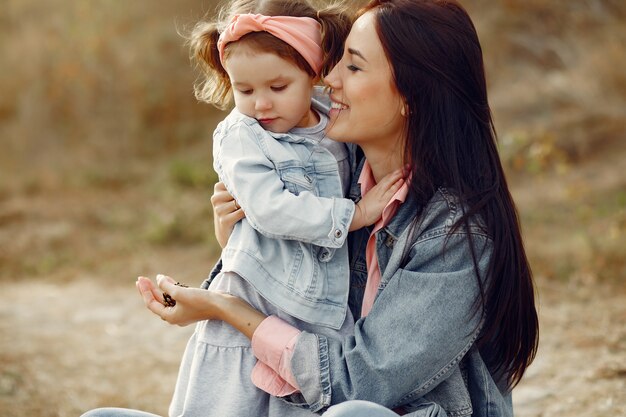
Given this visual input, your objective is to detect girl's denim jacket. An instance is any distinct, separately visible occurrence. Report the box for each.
[282,154,514,417]
[212,107,355,330]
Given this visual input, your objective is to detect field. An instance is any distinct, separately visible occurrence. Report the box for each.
[0,0,624,416]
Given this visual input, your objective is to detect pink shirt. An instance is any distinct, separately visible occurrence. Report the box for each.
[357,161,409,317]
[250,316,301,396]
[251,160,409,394]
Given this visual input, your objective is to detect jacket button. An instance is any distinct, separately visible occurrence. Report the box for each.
[334,229,342,238]
[304,174,312,183]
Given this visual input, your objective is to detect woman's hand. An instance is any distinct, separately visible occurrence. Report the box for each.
[211,182,245,248]
[136,275,223,326]
[136,275,266,339]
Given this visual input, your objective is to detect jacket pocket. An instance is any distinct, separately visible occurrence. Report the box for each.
[402,365,473,417]
[278,163,316,195]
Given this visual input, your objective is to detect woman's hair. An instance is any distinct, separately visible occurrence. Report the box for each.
[188,0,354,109]
[362,0,539,389]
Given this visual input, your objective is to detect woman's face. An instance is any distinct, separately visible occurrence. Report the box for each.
[324,11,405,149]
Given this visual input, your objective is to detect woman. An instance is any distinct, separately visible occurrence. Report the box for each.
[137,0,538,416]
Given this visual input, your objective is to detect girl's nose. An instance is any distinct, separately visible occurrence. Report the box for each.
[255,96,272,111]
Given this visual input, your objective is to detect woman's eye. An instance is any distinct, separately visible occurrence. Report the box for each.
[271,85,287,92]
[239,89,253,95]
[347,64,360,72]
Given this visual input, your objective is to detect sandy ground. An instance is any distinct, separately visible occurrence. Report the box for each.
[1,273,624,417]
[1,143,624,417]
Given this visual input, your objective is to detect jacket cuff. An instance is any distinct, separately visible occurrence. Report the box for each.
[291,332,332,412]
[329,198,355,247]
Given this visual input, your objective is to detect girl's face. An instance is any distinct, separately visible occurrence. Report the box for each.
[224,45,318,133]
[324,11,405,149]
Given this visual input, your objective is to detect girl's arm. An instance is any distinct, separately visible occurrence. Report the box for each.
[348,171,405,231]
[215,121,403,248]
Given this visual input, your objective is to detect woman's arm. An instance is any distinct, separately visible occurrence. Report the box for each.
[285,232,492,411]
[137,275,265,340]
[139,232,491,411]
[210,181,245,248]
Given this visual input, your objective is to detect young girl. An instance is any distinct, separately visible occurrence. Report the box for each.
[166,1,404,416]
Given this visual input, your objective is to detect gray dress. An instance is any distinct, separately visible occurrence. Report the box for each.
[168,272,355,417]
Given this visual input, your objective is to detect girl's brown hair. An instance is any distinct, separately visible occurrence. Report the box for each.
[188,0,354,109]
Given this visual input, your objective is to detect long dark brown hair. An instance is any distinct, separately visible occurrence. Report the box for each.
[362,0,539,389]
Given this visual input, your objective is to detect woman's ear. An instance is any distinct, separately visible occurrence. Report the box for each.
[400,103,409,117]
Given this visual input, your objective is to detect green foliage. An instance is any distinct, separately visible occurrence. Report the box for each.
[144,212,205,246]
[1,0,625,287]
[500,130,571,176]
[169,160,217,189]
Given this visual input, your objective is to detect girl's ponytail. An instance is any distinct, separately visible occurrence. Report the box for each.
[316,4,355,76]
[187,0,355,107]
[189,21,232,109]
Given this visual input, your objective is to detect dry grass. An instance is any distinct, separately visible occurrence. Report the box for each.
[1,0,625,416]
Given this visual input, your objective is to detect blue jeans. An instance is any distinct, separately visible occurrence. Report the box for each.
[322,401,400,416]
[80,404,394,417]
[322,400,447,417]
[80,409,161,417]
[81,401,445,417]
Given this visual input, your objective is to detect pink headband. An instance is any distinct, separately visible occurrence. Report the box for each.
[217,14,324,75]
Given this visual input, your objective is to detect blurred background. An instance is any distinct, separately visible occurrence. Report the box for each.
[0,0,624,416]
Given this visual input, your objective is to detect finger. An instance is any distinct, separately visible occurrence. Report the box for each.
[377,169,404,188]
[387,168,405,182]
[218,199,240,216]
[232,208,246,221]
[219,209,245,227]
[211,190,231,207]
[156,274,178,296]
[382,178,405,199]
[214,181,227,193]
[136,276,165,304]
[137,277,167,317]
[213,201,227,216]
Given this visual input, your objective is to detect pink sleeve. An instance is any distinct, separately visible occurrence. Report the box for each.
[250,315,301,395]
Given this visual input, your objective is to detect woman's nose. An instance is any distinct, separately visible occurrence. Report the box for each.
[323,64,342,91]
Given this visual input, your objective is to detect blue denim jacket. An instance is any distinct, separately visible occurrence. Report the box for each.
[284,154,514,417]
[212,107,355,329]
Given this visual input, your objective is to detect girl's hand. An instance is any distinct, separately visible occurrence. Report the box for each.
[136,275,223,326]
[349,167,405,231]
[211,182,245,248]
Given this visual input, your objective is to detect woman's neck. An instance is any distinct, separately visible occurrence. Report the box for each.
[361,142,404,183]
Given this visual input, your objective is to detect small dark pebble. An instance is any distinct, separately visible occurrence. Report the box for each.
[162,282,189,307]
